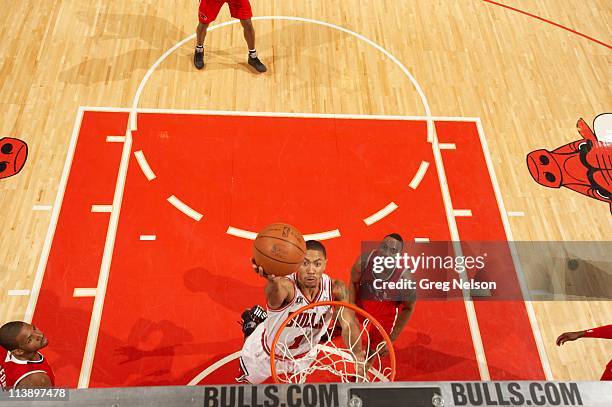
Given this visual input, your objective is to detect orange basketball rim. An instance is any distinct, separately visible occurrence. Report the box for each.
[270,300,396,383]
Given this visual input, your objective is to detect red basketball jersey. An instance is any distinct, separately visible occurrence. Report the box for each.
[356,250,406,330]
[0,351,55,390]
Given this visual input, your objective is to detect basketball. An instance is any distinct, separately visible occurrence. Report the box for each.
[253,223,306,276]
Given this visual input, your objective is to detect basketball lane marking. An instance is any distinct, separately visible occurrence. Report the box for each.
[25,107,85,323]
[474,119,552,379]
[106,136,126,143]
[91,205,113,213]
[429,127,490,380]
[139,235,156,241]
[78,112,134,388]
[187,351,242,385]
[8,289,31,296]
[134,150,156,181]
[37,109,532,388]
[453,209,473,217]
[409,161,430,190]
[227,226,341,241]
[73,288,97,298]
[226,227,258,240]
[167,195,203,222]
[304,229,342,241]
[439,143,456,150]
[35,109,528,386]
[363,202,399,226]
[128,113,455,228]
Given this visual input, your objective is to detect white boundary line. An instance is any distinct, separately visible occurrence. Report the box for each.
[24,107,85,323]
[134,150,156,181]
[363,202,398,226]
[453,209,473,217]
[409,161,430,190]
[475,118,553,380]
[414,238,430,243]
[508,211,525,217]
[78,112,134,388]
[167,195,203,222]
[32,205,52,211]
[8,290,31,296]
[187,351,242,385]
[82,105,478,122]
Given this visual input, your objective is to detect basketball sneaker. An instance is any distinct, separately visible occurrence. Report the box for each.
[194,48,204,70]
[248,56,267,73]
[239,305,267,338]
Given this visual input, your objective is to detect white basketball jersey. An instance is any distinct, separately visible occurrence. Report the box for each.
[262,273,334,358]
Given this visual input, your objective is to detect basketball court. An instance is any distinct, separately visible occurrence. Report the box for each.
[1,0,610,390]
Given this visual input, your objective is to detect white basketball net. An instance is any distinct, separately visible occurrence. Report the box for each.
[272,304,394,383]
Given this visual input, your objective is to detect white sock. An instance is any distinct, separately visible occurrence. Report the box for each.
[195,45,203,53]
[249,49,257,58]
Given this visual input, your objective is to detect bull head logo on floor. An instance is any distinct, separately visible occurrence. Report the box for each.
[0,137,28,180]
[527,114,612,213]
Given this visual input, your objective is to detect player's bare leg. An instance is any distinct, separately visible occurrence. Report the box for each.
[194,22,209,70]
[241,19,266,73]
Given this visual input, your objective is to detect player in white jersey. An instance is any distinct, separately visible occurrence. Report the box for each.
[236,240,364,384]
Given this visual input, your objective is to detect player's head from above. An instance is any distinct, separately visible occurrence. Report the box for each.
[377,233,404,257]
[0,321,48,356]
[297,240,327,289]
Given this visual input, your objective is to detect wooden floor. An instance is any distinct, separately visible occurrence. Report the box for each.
[1,0,610,381]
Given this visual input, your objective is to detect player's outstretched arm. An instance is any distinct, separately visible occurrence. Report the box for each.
[251,258,295,309]
[388,270,416,342]
[332,279,363,354]
[557,324,612,346]
[556,331,585,346]
[332,279,366,380]
[265,277,294,310]
[348,256,363,304]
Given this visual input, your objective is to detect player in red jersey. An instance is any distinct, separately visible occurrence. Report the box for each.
[557,324,612,381]
[194,0,266,72]
[0,322,55,390]
[349,234,416,360]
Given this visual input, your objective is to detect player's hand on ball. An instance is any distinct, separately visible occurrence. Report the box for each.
[251,258,275,280]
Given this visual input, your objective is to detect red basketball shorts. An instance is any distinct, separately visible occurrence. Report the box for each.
[198,0,253,24]
[357,302,399,350]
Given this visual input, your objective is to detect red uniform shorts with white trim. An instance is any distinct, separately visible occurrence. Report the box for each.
[198,0,253,24]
